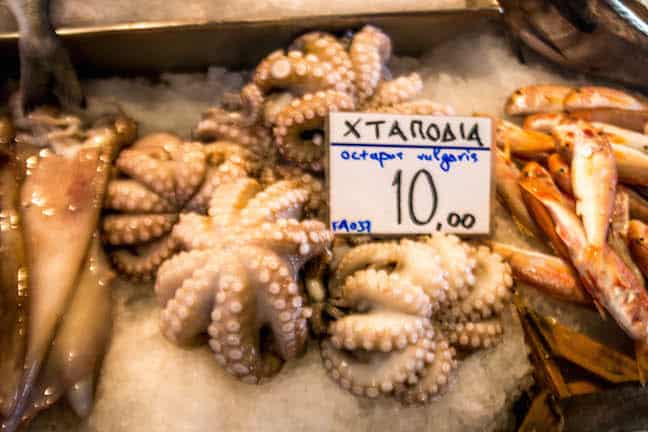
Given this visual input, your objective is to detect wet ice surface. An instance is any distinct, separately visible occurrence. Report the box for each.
[0,1,471,31]
[27,28,629,431]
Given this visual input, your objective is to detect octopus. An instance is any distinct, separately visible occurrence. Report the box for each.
[101,133,261,281]
[195,26,452,172]
[0,107,137,431]
[154,176,333,383]
[321,235,512,403]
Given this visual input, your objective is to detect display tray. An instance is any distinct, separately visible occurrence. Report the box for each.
[0,0,499,72]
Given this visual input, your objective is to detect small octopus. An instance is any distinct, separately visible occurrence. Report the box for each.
[101,132,261,280]
[154,176,333,383]
[321,235,512,403]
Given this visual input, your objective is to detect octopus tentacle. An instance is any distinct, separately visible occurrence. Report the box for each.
[320,334,435,398]
[102,214,178,245]
[110,235,179,281]
[444,246,513,322]
[423,234,477,303]
[243,219,332,262]
[239,180,310,225]
[273,90,355,171]
[329,313,428,352]
[365,73,423,109]
[334,242,401,286]
[193,108,272,155]
[261,165,327,219]
[172,213,219,251]
[160,257,222,344]
[155,249,212,306]
[115,133,184,203]
[239,83,265,125]
[253,50,347,95]
[104,180,174,213]
[350,25,392,104]
[206,178,263,228]
[442,318,504,350]
[398,333,457,404]
[339,268,432,317]
[289,32,355,89]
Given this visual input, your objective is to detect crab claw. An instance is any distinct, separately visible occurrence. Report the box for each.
[489,241,590,305]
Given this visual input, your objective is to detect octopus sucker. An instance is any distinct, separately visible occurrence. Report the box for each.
[260,165,327,220]
[444,246,512,322]
[364,73,423,109]
[442,319,504,350]
[397,334,457,405]
[103,135,258,280]
[105,180,175,213]
[422,234,477,303]
[289,32,353,77]
[110,235,179,282]
[320,335,434,398]
[0,117,27,419]
[193,108,272,157]
[273,90,355,171]
[156,176,332,382]
[102,213,178,245]
[349,25,392,104]
[155,249,212,307]
[253,50,350,96]
[329,313,428,351]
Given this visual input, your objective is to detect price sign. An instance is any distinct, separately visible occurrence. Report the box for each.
[327,112,492,235]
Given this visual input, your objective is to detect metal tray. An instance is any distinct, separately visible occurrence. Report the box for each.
[0,0,500,73]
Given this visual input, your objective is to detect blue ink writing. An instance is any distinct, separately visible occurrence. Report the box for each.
[331,219,372,233]
[417,148,478,172]
[340,149,404,168]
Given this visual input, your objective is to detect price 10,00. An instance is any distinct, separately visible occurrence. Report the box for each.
[391,169,476,230]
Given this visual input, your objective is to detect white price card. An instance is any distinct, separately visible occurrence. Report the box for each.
[327,112,493,235]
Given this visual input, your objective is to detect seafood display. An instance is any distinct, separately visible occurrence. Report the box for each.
[322,236,512,403]
[102,133,261,280]
[495,84,648,346]
[4,5,648,429]
[194,26,453,171]
[0,107,136,430]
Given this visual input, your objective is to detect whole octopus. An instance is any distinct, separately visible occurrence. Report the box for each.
[322,235,511,402]
[193,25,453,171]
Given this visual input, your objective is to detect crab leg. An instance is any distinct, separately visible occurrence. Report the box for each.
[489,242,589,304]
[494,149,540,237]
